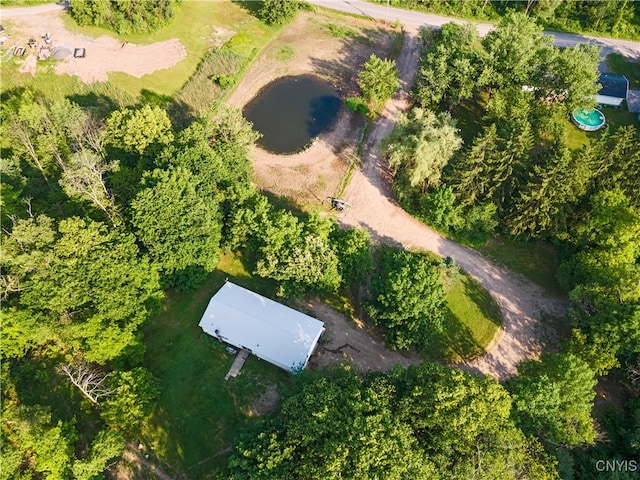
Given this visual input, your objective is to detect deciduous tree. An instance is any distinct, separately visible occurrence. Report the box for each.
[106,104,174,155]
[101,368,159,434]
[329,226,373,288]
[417,23,486,109]
[3,216,162,363]
[358,54,400,115]
[507,352,597,447]
[389,362,559,479]
[482,11,552,89]
[367,249,446,350]
[256,0,299,25]
[255,212,341,298]
[384,108,462,191]
[130,167,222,288]
[72,429,124,480]
[229,369,436,479]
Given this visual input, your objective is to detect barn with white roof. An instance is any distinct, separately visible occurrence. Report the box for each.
[198,282,325,373]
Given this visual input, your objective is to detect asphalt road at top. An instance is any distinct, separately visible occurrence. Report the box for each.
[3,0,638,59]
[308,0,640,60]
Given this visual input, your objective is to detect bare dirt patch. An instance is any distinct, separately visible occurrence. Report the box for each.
[2,9,186,83]
[247,384,280,416]
[228,11,397,206]
[112,443,178,480]
[302,297,420,372]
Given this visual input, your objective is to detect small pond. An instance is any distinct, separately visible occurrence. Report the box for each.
[243,74,342,155]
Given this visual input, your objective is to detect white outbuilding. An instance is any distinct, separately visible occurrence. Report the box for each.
[198,282,325,372]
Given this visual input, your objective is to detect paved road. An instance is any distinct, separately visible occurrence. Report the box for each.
[0,2,67,19]
[309,0,640,60]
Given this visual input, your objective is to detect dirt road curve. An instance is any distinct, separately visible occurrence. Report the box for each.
[337,29,569,381]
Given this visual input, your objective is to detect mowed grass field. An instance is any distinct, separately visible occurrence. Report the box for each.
[479,236,564,296]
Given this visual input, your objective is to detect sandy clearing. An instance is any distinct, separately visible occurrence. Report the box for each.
[1,8,186,83]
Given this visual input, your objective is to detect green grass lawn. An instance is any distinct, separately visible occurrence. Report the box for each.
[139,247,505,475]
[607,53,640,89]
[600,106,638,130]
[431,273,502,363]
[140,254,290,478]
[564,119,591,150]
[564,105,637,150]
[479,236,564,296]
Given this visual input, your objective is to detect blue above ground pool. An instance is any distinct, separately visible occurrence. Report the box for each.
[571,108,606,131]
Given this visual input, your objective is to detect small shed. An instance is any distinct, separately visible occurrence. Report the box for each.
[596,73,629,107]
[198,282,325,372]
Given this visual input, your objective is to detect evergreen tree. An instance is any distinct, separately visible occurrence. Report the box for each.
[507,137,590,237]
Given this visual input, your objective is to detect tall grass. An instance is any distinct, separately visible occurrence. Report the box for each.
[175,50,245,115]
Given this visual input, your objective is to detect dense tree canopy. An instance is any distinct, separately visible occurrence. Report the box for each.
[130,167,222,289]
[372,0,640,40]
[367,249,446,350]
[69,0,179,34]
[230,364,559,479]
[507,353,597,447]
[417,23,486,110]
[106,104,174,156]
[255,212,342,298]
[2,215,162,364]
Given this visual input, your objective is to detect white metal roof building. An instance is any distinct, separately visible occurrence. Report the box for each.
[198,282,325,372]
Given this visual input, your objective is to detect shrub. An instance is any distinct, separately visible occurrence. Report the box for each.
[345,97,370,116]
[257,0,299,26]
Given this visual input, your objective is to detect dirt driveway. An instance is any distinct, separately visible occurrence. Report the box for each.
[303,297,421,372]
[228,14,570,381]
[1,6,186,83]
[336,29,570,380]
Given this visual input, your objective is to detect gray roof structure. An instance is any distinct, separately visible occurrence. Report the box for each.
[598,73,629,99]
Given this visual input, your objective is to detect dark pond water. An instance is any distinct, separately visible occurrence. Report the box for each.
[243,74,342,155]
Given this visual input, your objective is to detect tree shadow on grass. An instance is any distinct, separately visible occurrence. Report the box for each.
[230,0,263,19]
[67,91,120,117]
[309,27,386,97]
[460,275,503,326]
[430,305,485,363]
